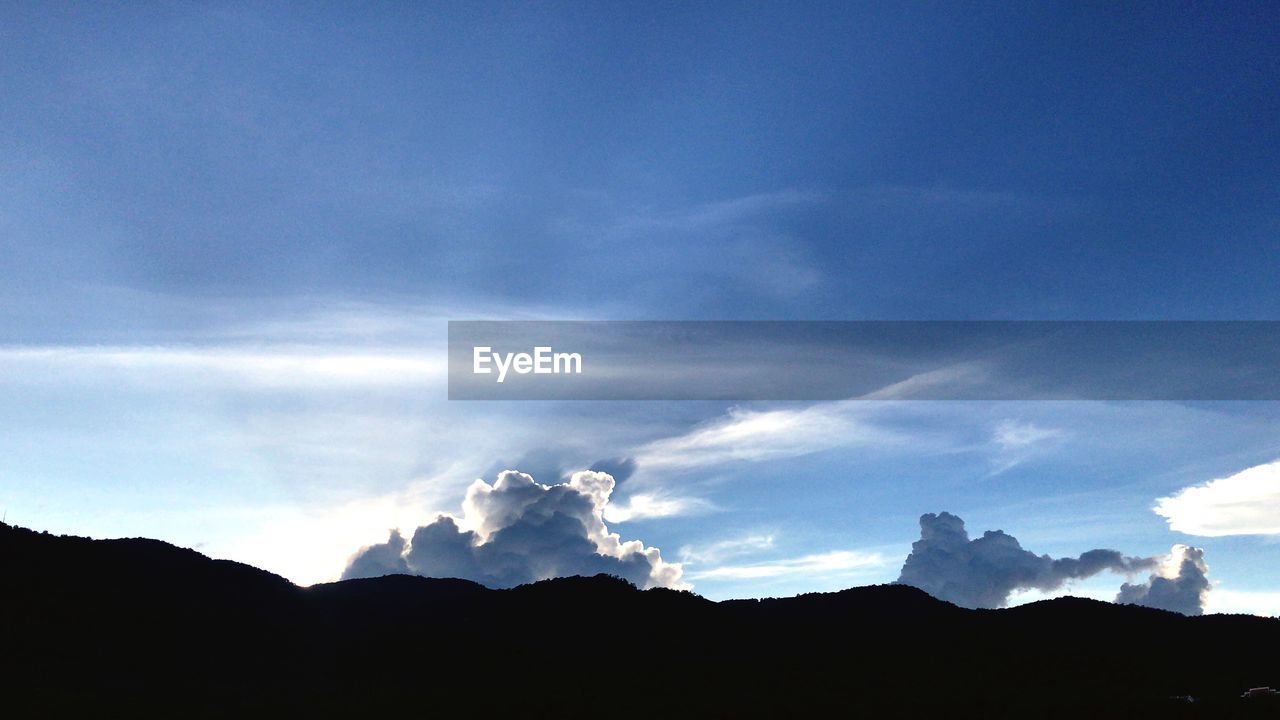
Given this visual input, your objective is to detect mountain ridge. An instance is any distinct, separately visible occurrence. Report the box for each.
[3,522,1277,717]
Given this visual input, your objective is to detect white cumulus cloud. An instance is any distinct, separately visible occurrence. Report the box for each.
[343,470,685,590]
[1154,459,1280,536]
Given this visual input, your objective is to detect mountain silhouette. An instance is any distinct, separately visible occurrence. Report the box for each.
[3,522,1277,718]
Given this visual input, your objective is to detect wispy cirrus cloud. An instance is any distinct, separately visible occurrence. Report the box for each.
[679,534,777,565]
[846,184,1082,216]
[552,189,827,301]
[633,401,900,472]
[0,345,447,389]
[687,549,886,581]
[628,363,1014,476]
[607,189,826,233]
[989,419,1066,474]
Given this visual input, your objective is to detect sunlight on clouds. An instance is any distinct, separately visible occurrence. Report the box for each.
[343,470,686,590]
[215,471,463,586]
[1154,459,1280,536]
[1006,585,1115,606]
[602,492,714,522]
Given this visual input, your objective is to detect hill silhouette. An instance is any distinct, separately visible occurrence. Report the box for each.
[2,522,1278,718]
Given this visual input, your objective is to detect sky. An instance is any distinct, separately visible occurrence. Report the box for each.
[2,2,1279,614]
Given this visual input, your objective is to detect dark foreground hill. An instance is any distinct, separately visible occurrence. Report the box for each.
[2,523,1278,718]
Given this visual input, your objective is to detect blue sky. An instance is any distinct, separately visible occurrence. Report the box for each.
[2,3,1279,612]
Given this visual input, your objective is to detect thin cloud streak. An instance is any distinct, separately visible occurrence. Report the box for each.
[633,401,900,471]
[679,534,777,565]
[0,345,447,388]
[630,364,1000,474]
[687,549,886,581]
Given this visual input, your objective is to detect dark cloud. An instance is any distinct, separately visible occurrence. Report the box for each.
[1115,544,1209,616]
[481,449,571,487]
[589,457,637,485]
[343,527,408,579]
[343,470,683,589]
[897,512,1158,609]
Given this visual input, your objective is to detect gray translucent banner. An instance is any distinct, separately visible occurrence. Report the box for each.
[447,321,1280,401]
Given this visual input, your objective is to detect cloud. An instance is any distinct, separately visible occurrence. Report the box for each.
[853,364,994,400]
[602,493,713,522]
[0,345,446,389]
[989,419,1066,474]
[1204,588,1280,617]
[343,526,410,578]
[1116,544,1209,616]
[481,448,572,488]
[1154,459,1280,536]
[896,512,1157,609]
[679,534,777,565]
[342,470,684,590]
[553,189,826,302]
[634,401,898,471]
[589,457,637,484]
[847,184,1080,215]
[626,374,1012,478]
[611,189,826,233]
[675,532,885,586]
[992,419,1062,451]
[687,549,886,581]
